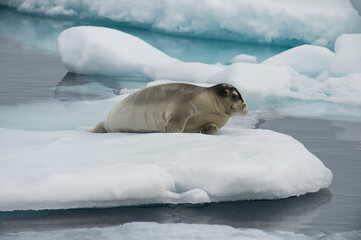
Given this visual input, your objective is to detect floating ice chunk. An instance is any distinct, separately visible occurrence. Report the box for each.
[4,0,361,46]
[0,127,332,211]
[57,26,222,81]
[57,26,177,76]
[226,54,258,65]
[328,34,361,77]
[262,45,334,77]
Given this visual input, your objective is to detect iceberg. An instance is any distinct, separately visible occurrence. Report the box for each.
[2,0,361,46]
[0,126,332,211]
[57,27,361,107]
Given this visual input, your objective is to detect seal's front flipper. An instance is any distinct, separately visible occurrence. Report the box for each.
[87,120,107,133]
[200,123,219,134]
[165,110,191,133]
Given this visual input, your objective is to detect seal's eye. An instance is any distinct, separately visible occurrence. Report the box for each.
[231,94,238,100]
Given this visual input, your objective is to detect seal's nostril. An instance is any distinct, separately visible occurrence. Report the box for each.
[243,103,247,107]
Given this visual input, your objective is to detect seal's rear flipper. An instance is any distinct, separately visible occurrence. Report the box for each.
[87,120,107,133]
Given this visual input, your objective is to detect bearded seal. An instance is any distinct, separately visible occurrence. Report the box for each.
[88,83,247,134]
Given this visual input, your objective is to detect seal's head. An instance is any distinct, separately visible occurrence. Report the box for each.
[212,83,248,116]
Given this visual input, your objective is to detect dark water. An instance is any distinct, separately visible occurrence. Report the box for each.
[0,39,66,105]
[260,117,361,234]
[0,190,331,233]
[0,8,361,236]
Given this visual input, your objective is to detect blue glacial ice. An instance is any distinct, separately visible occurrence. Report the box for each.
[1,0,361,47]
[0,6,289,63]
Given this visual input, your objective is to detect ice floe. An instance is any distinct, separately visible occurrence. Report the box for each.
[57,26,223,82]
[0,126,332,211]
[2,0,361,46]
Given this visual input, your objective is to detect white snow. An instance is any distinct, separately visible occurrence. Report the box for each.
[0,125,332,211]
[262,45,334,77]
[323,73,361,105]
[328,34,361,77]
[209,63,293,99]
[2,0,361,46]
[2,222,361,240]
[226,54,258,65]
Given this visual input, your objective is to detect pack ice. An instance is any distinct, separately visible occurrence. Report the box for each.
[58,27,361,106]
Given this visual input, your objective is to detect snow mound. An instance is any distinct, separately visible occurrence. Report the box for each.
[209,63,293,98]
[324,73,361,105]
[0,127,332,211]
[226,54,258,65]
[57,26,222,81]
[262,45,334,77]
[3,0,361,46]
[328,34,361,77]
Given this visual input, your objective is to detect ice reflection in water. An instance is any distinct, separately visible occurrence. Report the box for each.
[0,189,331,234]
[55,73,151,101]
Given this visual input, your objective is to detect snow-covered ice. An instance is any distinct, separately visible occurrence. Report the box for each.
[328,34,361,77]
[0,125,332,211]
[57,26,361,107]
[57,26,222,82]
[226,54,258,65]
[209,63,293,99]
[262,45,334,77]
[2,0,361,46]
[2,222,361,240]
[0,90,333,210]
